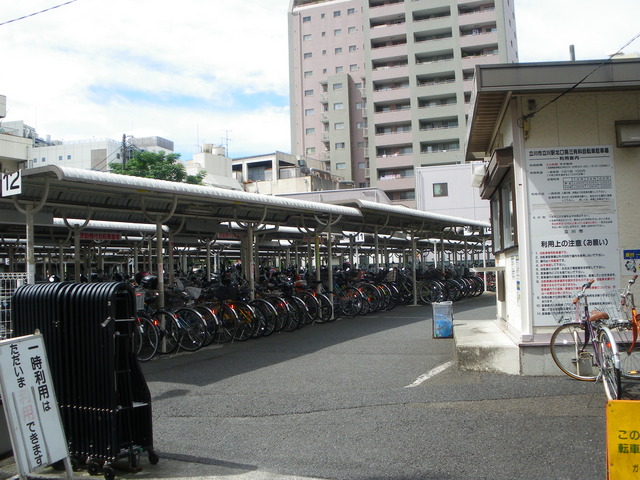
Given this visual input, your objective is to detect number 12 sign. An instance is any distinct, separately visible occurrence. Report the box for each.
[2,170,22,197]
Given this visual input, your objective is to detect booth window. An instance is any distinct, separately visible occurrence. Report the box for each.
[491,173,517,253]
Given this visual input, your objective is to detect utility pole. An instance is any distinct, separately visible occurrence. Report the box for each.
[122,134,128,167]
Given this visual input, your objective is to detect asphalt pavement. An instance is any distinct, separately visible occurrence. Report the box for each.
[1,293,613,480]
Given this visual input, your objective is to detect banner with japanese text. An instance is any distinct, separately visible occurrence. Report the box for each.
[526,146,620,326]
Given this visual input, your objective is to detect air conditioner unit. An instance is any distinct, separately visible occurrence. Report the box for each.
[471,162,486,188]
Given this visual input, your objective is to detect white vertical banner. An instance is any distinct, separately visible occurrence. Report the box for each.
[0,334,70,478]
[526,146,620,326]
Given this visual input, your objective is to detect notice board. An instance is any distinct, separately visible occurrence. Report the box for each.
[0,334,69,478]
[525,146,620,326]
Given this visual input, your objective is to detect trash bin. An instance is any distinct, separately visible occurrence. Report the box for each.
[432,301,453,338]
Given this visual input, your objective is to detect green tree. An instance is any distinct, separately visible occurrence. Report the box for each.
[109,150,206,185]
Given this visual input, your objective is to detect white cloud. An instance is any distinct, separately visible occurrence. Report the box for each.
[2,0,639,160]
[515,0,640,62]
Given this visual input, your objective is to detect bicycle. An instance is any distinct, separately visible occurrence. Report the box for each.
[549,279,622,400]
[605,275,640,379]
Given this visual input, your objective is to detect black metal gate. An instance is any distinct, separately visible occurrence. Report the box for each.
[11,281,156,479]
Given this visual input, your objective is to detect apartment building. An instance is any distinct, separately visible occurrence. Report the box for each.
[289,0,518,207]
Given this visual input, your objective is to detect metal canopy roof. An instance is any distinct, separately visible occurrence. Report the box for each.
[9,166,361,234]
[336,200,490,241]
[0,166,489,244]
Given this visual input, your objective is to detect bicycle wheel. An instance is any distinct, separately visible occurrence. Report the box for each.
[135,314,159,362]
[549,323,598,381]
[154,309,180,355]
[313,292,334,323]
[232,301,257,341]
[213,302,239,343]
[174,308,207,351]
[339,287,364,317]
[599,327,622,400]
[610,324,640,379]
[193,305,219,347]
[296,291,320,324]
[250,299,278,337]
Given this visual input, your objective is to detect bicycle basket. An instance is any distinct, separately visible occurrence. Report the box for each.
[548,304,575,325]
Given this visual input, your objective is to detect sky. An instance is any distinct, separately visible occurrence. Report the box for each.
[1,0,639,161]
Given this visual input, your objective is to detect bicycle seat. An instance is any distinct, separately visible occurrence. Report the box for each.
[589,310,609,322]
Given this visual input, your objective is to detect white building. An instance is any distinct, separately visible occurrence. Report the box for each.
[415,162,489,222]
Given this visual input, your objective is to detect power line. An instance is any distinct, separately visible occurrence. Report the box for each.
[521,31,640,123]
[0,0,80,28]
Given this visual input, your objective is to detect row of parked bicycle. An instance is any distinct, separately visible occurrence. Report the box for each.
[132,267,488,362]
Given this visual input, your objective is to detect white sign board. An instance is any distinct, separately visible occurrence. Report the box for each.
[1,170,22,197]
[526,146,620,326]
[0,334,70,478]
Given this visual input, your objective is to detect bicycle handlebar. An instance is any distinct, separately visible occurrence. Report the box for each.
[573,279,595,304]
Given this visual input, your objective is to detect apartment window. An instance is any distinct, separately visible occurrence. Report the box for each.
[304,70,312,77]
[357,142,366,149]
[304,52,312,59]
[322,31,326,37]
[334,102,344,110]
[335,122,345,130]
[332,82,343,90]
[348,26,357,34]
[58,155,62,161]
[355,102,363,109]
[355,82,363,89]
[356,122,367,128]
[306,128,316,135]
[349,45,357,52]
[323,68,328,74]
[304,89,314,96]
[303,34,311,41]
[336,162,346,169]
[322,49,327,55]
[347,8,356,15]
[358,162,366,169]
[433,183,448,197]
[335,66,343,73]
[67,155,71,160]
[335,142,345,149]
[350,64,359,71]
[306,147,316,154]
[334,29,342,36]
[42,157,46,162]
[303,16,311,22]
[335,47,343,54]
[305,108,314,116]
[333,10,341,17]
[321,13,325,19]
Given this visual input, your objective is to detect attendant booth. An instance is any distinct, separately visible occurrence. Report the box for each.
[465,59,640,374]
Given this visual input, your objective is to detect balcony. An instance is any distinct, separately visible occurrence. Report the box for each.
[416,78,457,97]
[369,1,405,17]
[371,63,410,81]
[371,43,408,61]
[461,52,499,71]
[376,175,415,192]
[371,86,410,103]
[370,21,407,40]
[458,7,497,27]
[417,125,464,143]
[373,107,412,123]
[459,30,498,48]
[375,153,414,169]
[375,130,413,146]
